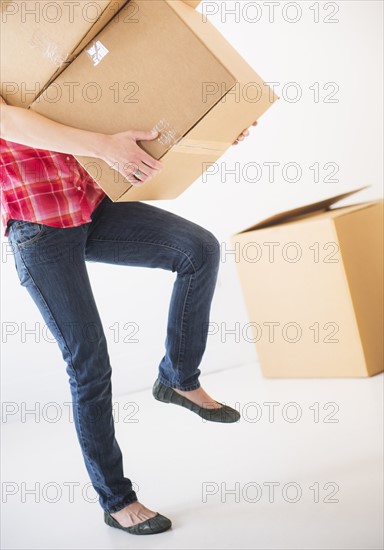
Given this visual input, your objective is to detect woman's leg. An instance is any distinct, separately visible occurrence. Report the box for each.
[84,196,221,392]
[7,217,137,514]
[7,196,221,526]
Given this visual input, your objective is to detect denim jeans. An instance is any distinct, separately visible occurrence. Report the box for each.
[7,195,220,513]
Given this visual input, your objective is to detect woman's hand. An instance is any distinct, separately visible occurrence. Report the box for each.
[233,120,258,145]
[101,130,163,186]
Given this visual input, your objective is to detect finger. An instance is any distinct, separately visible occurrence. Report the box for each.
[252,121,258,126]
[130,132,164,170]
[127,164,153,181]
[121,161,140,178]
[125,162,159,183]
[131,130,159,141]
[119,161,145,183]
[138,162,158,179]
[141,156,162,171]
[132,171,146,182]
[140,151,163,171]
[124,160,148,179]
[125,173,145,186]
[237,135,245,141]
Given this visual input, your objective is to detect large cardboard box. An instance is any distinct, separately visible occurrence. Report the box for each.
[0,0,129,107]
[232,187,384,378]
[30,0,278,201]
[183,0,201,6]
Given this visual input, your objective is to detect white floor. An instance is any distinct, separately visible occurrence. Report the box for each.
[1,362,383,550]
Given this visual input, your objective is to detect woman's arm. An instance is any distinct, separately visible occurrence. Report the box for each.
[0,95,162,184]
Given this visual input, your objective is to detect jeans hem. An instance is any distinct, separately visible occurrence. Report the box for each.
[106,494,138,514]
[157,375,201,392]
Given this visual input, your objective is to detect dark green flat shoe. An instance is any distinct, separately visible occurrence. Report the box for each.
[104,510,172,535]
[152,379,240,423]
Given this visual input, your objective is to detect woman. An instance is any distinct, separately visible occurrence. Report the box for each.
[0,94,254,535]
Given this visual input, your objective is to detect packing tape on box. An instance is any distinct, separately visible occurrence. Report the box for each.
[171,139,229,155]
[29,30,68,67]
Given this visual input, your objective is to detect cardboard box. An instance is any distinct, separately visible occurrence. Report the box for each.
[31,0,278,201]
[0,0,130,107]
[232,187,384,378]
[0,0,202,108]
[183,0,201,6]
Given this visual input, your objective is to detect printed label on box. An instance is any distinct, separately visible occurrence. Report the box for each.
[86,40,109,67]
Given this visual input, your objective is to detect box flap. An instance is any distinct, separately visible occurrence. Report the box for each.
[70,1,129,60]
[237,186,371,233]
[0,0,122,107]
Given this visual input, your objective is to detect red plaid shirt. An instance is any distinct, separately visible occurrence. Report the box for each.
[0,138,106,237]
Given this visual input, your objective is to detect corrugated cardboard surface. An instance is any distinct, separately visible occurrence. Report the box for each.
[334,202,384,375]
[70,0,127,59]
[0,0,128,107]
[31,0,277,201]
[183,0,201,7]
[232,191,384,378]
[32,0,236,158]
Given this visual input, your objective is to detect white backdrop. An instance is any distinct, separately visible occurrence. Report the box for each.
[1,0,383,409]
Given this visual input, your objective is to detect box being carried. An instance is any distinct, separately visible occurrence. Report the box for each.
[30,0,278,201]
[232,187,384,378]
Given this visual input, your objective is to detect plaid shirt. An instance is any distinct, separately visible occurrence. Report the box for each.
[0,137,106,237]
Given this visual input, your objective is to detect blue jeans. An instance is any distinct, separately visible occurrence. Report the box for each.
[7,196,220,513]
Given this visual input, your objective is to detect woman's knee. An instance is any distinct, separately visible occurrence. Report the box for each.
[200,229,221,269]
[179,227,220,274]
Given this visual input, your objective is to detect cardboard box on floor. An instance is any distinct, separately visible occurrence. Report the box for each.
[0,0,200,108]
[30,0,278,202]
[232,187,384,378]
